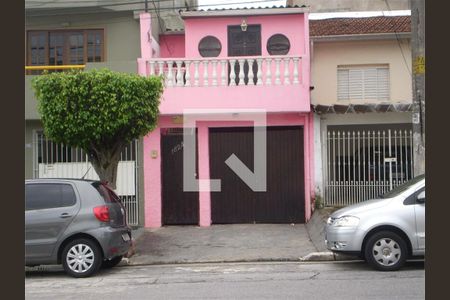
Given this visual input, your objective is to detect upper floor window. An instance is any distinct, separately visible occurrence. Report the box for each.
[267,34,290,55]
[27,29,104,70]
[198,36,221,57]
[337,65,390,101]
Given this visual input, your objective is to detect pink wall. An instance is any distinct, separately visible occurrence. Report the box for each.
[197,125,211,226]
[159,34,186,58]
[143,127,162,227]
[139,12,311,116]
[184,14,306,58]
[159,85,309,115]
[143,113,314,227]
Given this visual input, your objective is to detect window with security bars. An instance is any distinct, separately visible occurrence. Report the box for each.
[337,65,390,101]
[26,29,104,74]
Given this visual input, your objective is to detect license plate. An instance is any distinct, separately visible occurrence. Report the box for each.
[122,233,130,241]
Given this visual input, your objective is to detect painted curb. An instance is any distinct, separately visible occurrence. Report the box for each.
[299,251,360,262]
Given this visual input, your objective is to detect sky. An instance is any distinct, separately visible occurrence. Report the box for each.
[197,0,411,19]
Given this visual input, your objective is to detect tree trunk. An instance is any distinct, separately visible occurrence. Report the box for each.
[89,145,123,190]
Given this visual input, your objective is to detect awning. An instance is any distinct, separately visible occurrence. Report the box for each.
[311,103,413,114]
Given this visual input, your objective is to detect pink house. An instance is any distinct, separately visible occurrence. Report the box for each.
[137,6,314,227]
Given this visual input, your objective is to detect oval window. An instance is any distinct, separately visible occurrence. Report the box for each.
[267,34,290,55]
[198,36,222,57]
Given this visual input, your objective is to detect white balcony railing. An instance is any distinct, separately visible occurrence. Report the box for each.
[146,55,304,87]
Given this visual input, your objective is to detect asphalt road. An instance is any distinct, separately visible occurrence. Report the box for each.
[25,261,424,300]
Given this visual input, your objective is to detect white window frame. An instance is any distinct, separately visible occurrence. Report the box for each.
[337,65,390,101]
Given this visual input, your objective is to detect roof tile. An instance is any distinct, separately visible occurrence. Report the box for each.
[310,16,411,36]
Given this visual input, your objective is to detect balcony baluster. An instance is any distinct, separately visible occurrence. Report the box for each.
[256,58,263,86]
[284,57,290,85]
[229,60,237,86]
[274,58,281,86]
[293,57,300,84]
[176,60,184,87]
[166,61,174,87]
[194,61,200,87]
[211,60,218,86]
[149,61,155,75]
[185,61,191,87]
[203,60,209,87]
[238,59,245,86]
[247,58,255,86]
[265,58,272,86]
[220,60,227,86]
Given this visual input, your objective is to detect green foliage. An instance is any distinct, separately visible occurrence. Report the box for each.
[32,69,163,150]
[314,195,324,209]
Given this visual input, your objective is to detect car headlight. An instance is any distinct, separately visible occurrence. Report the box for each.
[331,216,360,227]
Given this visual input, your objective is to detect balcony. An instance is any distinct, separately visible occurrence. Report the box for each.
[25,64,86,74]
[141,55,310,115]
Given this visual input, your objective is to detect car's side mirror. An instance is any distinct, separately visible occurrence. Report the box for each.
[416,191,425,204]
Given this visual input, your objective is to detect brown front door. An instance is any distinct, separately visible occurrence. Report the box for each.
[228,25,261,85]
[209,126,305,224]
[161,129,199,225]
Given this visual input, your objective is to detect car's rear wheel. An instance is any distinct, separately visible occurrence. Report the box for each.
[62,238,102,278]
[364,231,407,271]
[102,255,123,269]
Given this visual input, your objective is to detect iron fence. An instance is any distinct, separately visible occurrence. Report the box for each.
[32,131,140,226]
[324,129,414,206]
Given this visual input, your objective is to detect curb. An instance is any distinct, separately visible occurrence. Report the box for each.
[26,253,362,271]
[119,252,361,267]
[121,257,303,267]
[299,251,360,262]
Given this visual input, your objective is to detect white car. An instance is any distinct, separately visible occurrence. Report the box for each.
[325,175,425,271]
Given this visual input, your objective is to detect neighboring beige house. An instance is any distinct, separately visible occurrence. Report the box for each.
[24,0,198,227]
[309,16,414,206]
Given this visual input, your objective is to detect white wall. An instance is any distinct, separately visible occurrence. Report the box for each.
[313,114,324,199]
[38,161,136,196]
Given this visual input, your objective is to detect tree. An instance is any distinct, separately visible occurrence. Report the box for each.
[32,69,164,189]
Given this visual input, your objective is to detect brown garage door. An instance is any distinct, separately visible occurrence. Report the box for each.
[209,126,305,224]
[161,129,199,225]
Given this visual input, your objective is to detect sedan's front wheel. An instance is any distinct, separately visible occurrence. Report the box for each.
[364,231,407,271]
[62,238,103,278]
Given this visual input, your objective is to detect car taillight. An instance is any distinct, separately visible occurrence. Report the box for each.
[93,205,110,222]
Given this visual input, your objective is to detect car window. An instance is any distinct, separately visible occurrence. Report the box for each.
[417,190,425,201]
[382,174,425,199]
[404,187,425,205]
[92,183,122,205]
[25,183,77,210]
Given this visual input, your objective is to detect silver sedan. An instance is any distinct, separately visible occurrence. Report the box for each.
[325,174,425,271]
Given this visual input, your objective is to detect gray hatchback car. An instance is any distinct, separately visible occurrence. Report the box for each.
[326,174,425,271]
[25,179,132,277]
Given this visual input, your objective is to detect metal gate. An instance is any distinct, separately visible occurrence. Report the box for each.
[324,128,414,206]
[32,131,140,226]
[161,128,199,225]
[210,126,305,224]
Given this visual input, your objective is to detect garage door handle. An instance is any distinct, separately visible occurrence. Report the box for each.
[60,213,72,218]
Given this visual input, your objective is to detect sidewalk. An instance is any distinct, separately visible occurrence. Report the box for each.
[126,210,359,266]
[128,224,317,265]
